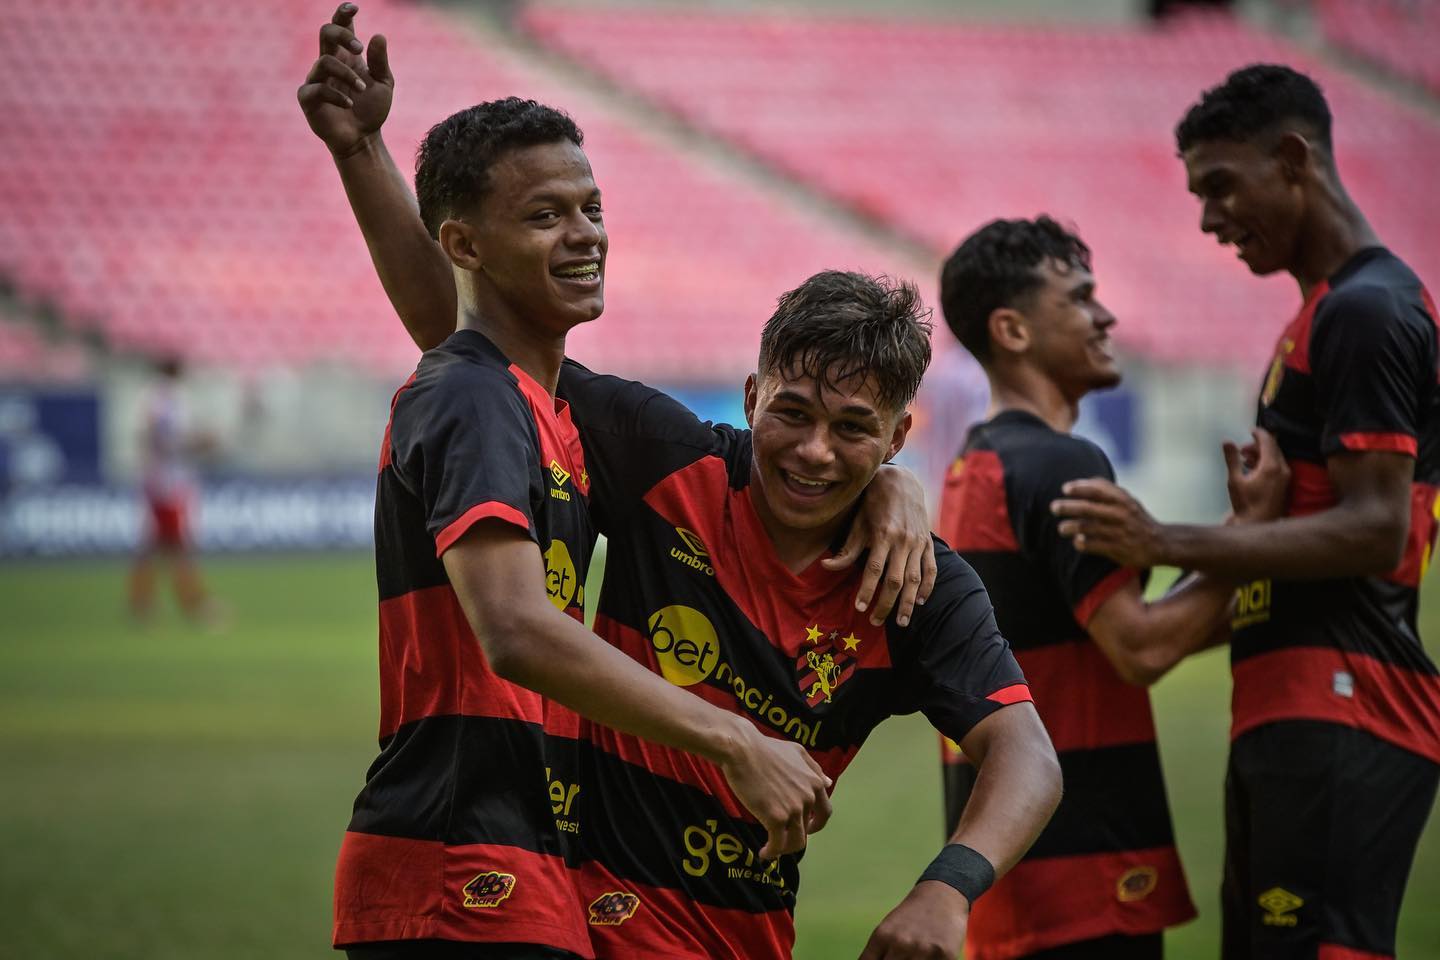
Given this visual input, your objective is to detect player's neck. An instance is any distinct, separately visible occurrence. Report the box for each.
[987,369,1079,434]
[1290,187,1380,299]
[745,470,843,574]
[458,305,567,396]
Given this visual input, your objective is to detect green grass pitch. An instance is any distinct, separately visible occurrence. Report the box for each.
[1,552,1436,958]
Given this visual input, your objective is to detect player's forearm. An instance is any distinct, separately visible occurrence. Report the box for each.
[1155,505,1405,581]
[490,603,752,767]
[333,135,457,350]
[951,713,1061,877]
[1123,574,1233,683]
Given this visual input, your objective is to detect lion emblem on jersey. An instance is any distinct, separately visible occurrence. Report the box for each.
[588,891,641,926]
[795,625,859,709]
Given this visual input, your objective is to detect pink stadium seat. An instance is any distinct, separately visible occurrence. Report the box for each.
[523,5,1440,366]
[0,0,916,380]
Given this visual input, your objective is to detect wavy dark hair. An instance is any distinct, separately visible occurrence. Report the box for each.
[414,97,584,239]
[1175,64,1332,153]
[939,216,1091,365]
[758,271,932,413]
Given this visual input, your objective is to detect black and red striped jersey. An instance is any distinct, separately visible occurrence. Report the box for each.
[1236,246,1440,763]
[334,330,595,956]
[557,361,1030,960]
[936,410,1195,960]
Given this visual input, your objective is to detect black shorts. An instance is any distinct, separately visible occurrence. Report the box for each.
[344,942,582,960]
[1020,932,1162,959]
[1222,720,1438,960]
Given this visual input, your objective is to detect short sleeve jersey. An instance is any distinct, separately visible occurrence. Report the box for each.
[1238,247,1440,764]
[333,330,595,955]
[556,361,1029,960]
[935,411,1195,960]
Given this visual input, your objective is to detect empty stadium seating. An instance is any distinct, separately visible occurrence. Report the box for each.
[1318,0,1440,96]
[523,4,1440,366]
[0,0,918,381]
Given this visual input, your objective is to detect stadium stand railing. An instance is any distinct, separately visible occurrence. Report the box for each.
[522,4,1440,367]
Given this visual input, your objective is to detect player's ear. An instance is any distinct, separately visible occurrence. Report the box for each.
[439,218,484,271]
[743,373,759,427]
[1274,131,1312,184]
[988,307,1030,357]
[884,410,913,462]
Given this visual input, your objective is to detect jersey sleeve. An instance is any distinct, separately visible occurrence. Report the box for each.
[390,367,542,556]
[1016,436,1138,627]
[1311,285,1433,458]
[558,360,746,531]
[895,545,1032,745]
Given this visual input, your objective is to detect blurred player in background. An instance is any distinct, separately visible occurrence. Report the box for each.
[1054,64,1440,960]
[935,216,1289,960]
[301,10,1065,959]
[127,356,220,625]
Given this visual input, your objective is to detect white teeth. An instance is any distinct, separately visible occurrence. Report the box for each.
[788,473,828,488]
[555,263,599,279]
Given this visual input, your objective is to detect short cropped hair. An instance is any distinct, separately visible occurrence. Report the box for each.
[758,271,933,413]
[414,97,584,239]
[1175,64,1332,153]
[939,216,1091,365]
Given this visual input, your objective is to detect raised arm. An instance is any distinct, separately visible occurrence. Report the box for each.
[297,4,457,349]
[858,703,1060,960]
[445,520,832,859]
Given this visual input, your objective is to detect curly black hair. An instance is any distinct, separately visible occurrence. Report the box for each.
[939,216,1091,365]
[758,271,933,413]
[1175,64,1332,153]
[414,97,584,239]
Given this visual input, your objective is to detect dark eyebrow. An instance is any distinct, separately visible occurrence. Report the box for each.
[524,186,602,206]
[1069,280,1096,299]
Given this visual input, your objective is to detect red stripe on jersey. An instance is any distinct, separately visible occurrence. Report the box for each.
[377,585,547,739]
[1231,647,1440,764]
[576,864,793,960]
[1276,280,1330,376]
[1017,642,1157,754]
[1286,460,1338,517]
[937,450,1020,552]
[333,831,591,956]
[1337,432,1418,456]
[987,683,1033,706]
[1318,945,1392,960]
[435,501,530,556]
[965,846,1194,960]
[378,373,419,473]
[1073,567,1140,627]
[1388,482,1440,588]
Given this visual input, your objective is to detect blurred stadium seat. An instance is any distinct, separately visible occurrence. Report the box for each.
[522,4,1440,366]
[1317,0,1440,96]
[0,0,917,382]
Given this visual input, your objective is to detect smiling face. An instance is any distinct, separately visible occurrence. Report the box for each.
[1183,136,1305,277]
[451,139,607,336]
[1012,258,1120,398]
[743,362,912,543]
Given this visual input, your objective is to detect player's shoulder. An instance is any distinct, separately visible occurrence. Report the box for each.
[977,412,1112,494]
[396,332,530,428]
[1317,249,1431,335]
[917,537,992,615]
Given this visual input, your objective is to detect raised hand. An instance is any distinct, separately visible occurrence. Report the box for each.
[296,3,394,158]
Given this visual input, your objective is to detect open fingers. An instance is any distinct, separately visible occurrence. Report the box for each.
[306,54,367,91]
[867,543,911,626]
[1057,477,1122,502]
[884,541,925,628]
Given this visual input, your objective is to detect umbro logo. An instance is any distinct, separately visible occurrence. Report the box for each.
[550,460,571,487]
[670,527,714,576]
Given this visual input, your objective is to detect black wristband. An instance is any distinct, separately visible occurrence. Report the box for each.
[917,843,995,905]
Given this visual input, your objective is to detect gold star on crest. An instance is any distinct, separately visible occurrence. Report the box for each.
[841,632,861,651]
[805,624,823,645]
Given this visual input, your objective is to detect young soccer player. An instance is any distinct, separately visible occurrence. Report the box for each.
[934,216,1290,960]
[304,58,838,960]
[300,13,1065,959]
[1054,65,1440,960]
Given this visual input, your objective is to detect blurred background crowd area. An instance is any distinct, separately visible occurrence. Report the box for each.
[2,0,1437,555]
